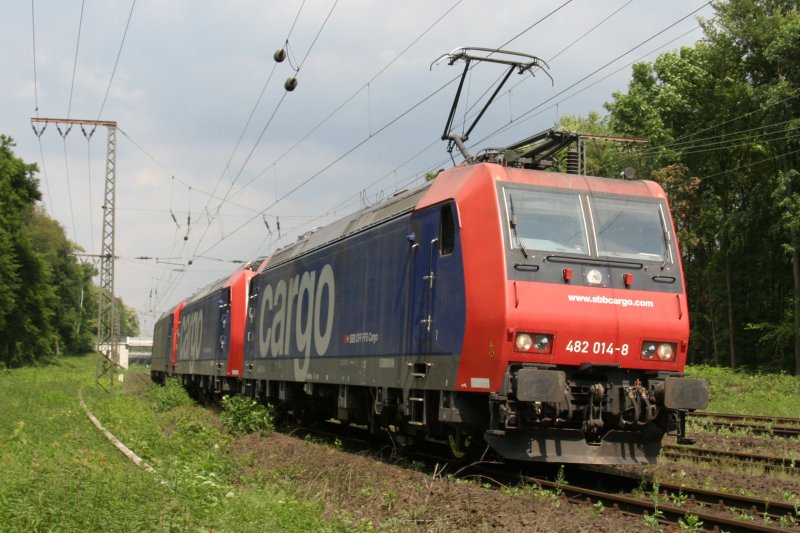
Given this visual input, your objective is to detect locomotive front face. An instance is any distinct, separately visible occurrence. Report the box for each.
[499,182,687,371]
[476,174,707,464]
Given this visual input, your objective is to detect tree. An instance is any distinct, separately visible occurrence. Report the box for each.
[0,135,138,367]
[605,0,800,374]
[0,135,58,366]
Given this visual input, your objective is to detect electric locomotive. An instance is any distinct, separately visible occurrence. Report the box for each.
[152,47,707,464]
[231,159,706,464]
[151,263,260,391]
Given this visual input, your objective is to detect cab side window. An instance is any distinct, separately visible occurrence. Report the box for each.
[440,203,455,255]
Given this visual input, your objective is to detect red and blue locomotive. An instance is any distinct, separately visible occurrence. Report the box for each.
[152,156,707,464]
[152,48,706,464]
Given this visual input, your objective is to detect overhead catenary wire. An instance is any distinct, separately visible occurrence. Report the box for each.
[131,2,712,318]
[204,0,308,211]
[66,0,85,120]
[30,0,54,215]
[116,128,263,215]
[188,0,340,264]
[264,0,659,245]
[228,0,465,205]
[201,0,630,257]
[59,128,79,241]
[96,0,137,120]
[135,0,467,303]
[246,0,637,256]
[470,2,713,153]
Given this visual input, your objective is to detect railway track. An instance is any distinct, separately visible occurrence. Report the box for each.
[518,472,799,533]
[662,443,799,475]
[689,412,800,438]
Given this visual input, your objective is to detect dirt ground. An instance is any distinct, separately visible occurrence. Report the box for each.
[229,428,800,532]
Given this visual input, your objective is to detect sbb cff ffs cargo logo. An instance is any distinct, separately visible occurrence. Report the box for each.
[257,264,335,380]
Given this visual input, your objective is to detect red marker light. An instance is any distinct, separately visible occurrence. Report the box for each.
[623,273,633,287]
[562,268,573,281]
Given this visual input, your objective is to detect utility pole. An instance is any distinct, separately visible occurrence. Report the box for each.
[32,117,119,391]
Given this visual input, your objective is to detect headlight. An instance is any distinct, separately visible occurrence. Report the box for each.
[533,334,551,353]
[657,343,674,361]
[515,333,532,351]
[641,341,676,362]
[515,333,553,354]
[586,268,603,285]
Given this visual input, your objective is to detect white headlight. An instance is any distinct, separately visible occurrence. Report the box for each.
[515,333,533,351]
[657,343,674,361]
[586,269,603,285]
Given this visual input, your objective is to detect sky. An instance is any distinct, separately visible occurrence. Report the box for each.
[1,0,714,335]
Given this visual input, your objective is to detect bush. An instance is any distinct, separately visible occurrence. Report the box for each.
[149,378,194,412]
[220,395,274,435]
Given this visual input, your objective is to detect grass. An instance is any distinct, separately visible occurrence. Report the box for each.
[685,364,800,417]
[0,355,347,532]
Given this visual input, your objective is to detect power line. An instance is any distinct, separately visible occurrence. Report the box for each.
[67,0,85,119]
[30,0,53,215]
[189,0,341,263]
[473,2,712,151]
[31,0,40,116]
[116,127,262,214]
[60,133,79,240]
[97,0,137,120]
[198,73,456,257]
[636,89,800,156]
[197,2,578,257]
[205,0,308,214]
[233,0,465,202]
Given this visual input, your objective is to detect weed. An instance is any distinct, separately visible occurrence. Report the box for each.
[592,500,605,515]
[381,490,398,512]
[149,377,194,412]
[649,481,666,506]
[220,395,274,435]
[643,508,664,531]
[554,464,567,496]
[669,490,688,506]
[678,513,703,532]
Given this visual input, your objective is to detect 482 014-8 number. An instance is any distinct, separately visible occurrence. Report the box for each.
[565,340,629,356]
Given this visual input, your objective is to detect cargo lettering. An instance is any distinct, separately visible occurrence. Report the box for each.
[257,264,335,373]
[178,309,204,360]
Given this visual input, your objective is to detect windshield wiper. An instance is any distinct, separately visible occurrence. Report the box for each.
[658,208,672,269]
[508,195,529,259]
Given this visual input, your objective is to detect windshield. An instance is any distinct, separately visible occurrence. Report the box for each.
[506,189,589,255]
[504,187,670,262]
[591,197,667,261]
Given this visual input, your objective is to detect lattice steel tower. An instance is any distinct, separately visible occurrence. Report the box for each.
[31,118,119,391]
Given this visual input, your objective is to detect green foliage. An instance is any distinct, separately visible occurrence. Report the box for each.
[220,394,274,435]
[0,356,348,532]
[0,136,136,366]
[148,377,194,412]
[686,364,800,416]
[592,500,605,515]
[679,513,704,532]
[605,0,800,374]
[643,508,664,531]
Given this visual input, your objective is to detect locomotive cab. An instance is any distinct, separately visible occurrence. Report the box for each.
[466,167,708,463]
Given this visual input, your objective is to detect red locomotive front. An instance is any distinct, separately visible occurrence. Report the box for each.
[424,163,708,463]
